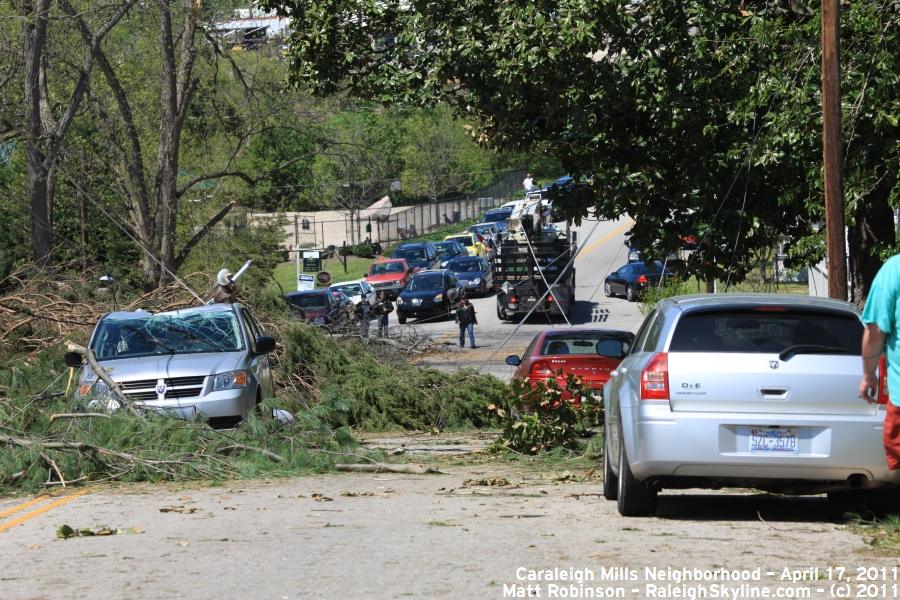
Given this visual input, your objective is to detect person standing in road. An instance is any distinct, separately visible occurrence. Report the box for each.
[356,293,372,340]
[455,296,477,349]
[375,291,393,337]
[859,255,900,469]
[523,173,535,193]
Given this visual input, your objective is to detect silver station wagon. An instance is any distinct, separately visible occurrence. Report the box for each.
[603,294,897,516]
[68,303,276,429]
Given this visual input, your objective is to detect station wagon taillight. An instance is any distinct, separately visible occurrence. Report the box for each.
[878,356,891,405]
[530,360,554,380]
[636,275,649,284]
[640,352,669,401]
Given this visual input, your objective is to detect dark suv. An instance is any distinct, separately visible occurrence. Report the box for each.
[391,242,440,272]
[396,270,463,324]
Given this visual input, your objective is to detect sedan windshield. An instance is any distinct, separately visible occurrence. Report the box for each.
[91,311,243,360]
[448,259,483,273]
[407,276,443,291]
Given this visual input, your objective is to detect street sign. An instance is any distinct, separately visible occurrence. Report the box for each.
[297,274,315,291]
[303,251,321,272]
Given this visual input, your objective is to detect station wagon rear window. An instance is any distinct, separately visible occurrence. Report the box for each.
[668,309,862,355]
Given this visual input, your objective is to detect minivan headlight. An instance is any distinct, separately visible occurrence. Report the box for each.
[213,371,248,391]
[433,293,444,302]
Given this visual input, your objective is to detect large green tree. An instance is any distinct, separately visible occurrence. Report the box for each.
[265,0,899,297]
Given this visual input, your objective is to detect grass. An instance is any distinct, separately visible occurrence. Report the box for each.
[848,513,900,555]
[272,255,373,292]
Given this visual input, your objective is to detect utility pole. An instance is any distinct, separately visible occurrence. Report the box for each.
[822,0,847,300]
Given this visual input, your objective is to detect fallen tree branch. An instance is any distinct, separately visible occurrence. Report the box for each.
[336,463,445,475]
[50,413,111,422]
[64,343,133,410]
[220,443,284,463]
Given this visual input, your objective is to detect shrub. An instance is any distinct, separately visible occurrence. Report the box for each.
[278,324,506,430]
[488,373,601,454]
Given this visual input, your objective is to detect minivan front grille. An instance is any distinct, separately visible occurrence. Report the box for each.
[115,376,206,401]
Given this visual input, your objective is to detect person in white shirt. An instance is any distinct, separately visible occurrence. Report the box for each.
[523,173,535,192]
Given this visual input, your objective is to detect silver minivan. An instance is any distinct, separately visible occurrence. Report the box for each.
[603,294,899,516]
[67,303,276,429]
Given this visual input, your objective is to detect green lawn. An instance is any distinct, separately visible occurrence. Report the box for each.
[272,255,373,292]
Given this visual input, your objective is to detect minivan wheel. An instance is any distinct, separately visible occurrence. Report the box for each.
[625,285,636,302]
[602,425,618,500]
[617,438,657,516]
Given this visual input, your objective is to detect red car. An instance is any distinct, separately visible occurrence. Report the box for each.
[364,258,414,299]
[506,328,636,391]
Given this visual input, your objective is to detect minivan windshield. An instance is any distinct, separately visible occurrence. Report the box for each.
[91,311,244,360]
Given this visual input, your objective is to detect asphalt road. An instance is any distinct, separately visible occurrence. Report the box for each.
[399,217,646,380]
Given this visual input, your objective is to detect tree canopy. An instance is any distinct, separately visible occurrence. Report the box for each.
[266,0,900,296]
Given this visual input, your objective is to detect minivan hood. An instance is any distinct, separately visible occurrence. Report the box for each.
[86,352,245,382]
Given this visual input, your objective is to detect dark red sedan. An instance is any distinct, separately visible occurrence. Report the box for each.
[506,328,636,391]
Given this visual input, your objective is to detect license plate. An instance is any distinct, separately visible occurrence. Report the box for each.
[526,296,537,301]
[411,298,422,306]
[749,427,798,454]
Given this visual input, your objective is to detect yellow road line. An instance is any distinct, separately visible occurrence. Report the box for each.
[0,494,51,520]
[580,219,634,257]
[0,490,88,534]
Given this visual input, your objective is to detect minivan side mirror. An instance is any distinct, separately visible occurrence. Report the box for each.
[255,336,277,354]
[505,355,521,366]
[64,351,83,368]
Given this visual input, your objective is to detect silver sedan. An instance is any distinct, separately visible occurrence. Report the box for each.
[603,294,899,516]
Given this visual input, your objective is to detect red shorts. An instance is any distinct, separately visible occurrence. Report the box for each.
[883,402,900,470]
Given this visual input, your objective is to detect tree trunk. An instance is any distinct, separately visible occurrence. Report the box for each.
[848,180,896,304]
[23,0,53,266]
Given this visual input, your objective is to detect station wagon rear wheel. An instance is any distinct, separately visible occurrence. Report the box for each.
[617,437,657,516]
[604,282,612,298]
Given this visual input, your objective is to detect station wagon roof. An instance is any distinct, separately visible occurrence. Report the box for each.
[661,293,858,315]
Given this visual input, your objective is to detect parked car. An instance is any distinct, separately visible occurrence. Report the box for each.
[445,256,494,296]
[365,258,414,299]
[66,303,276,429]
[329,279,376,306]
[284,289,353,328]
[468,222,499,239]
[434,240,468,268]
[444,232,486,257]
[391,242,441,272]
[506,328,635,393]
[604,261,677,302]
[481,206,513,233]
[603,293,898,517]
[396,269,463,324]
